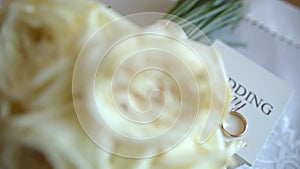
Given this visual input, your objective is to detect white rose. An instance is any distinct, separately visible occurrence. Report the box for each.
[74,18,246,168]
[0,0,131,168]
[0,0,125,117]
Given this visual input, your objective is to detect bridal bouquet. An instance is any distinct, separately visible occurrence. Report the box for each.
[0,0,245,169]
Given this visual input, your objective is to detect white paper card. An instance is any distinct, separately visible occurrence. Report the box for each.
[212,40,294,166]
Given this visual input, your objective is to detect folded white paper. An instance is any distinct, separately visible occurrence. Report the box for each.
[213,40,294,166]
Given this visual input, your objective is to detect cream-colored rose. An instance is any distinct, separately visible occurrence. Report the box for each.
[0,0,129,168]
[0,0,124,118]
[79,19,246,168]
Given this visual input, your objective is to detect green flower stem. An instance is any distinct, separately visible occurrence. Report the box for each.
[165,0,244,40]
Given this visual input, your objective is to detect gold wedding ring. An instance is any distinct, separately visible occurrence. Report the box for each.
[221,111,247,138]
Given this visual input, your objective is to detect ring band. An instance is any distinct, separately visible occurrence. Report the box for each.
[221,111,247,138]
